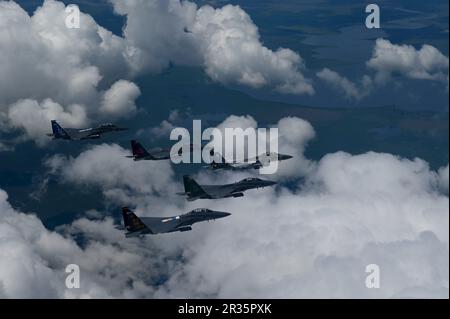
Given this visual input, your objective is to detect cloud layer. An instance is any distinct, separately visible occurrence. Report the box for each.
[2,116,446,298]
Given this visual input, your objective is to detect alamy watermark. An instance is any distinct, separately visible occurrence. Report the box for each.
[170,120,279,174]
[65,264,80,289]
[365,4,380,29]
[65,4,80,29]
[365,264,380,289]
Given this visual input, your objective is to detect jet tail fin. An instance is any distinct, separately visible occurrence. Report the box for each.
[183,175,207,197]
[51,120,70,139]
[131,140,151,159]
[121,207,148,233]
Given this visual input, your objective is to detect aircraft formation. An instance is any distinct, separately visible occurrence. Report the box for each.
[48,120,293,236]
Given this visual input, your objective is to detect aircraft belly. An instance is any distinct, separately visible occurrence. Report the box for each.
[141,217,180,234]
[233,163,252,169]
[153,155,170,160]
[204,185,235,198]
[72,131,94,140]
[62,128,80,139]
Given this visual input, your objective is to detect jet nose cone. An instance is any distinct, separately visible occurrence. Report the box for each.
[279,154,293,160]
[265,180,277,186]
[212,211,231,219]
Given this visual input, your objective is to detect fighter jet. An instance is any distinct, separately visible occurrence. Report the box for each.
[127,140,173,161]
[127,140,199,161]
[207,152,293,171]
[117,207,231,237]
[47,120,127,140]
[178,175,277,201]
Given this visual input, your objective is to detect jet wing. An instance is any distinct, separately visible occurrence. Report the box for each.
[64,128,97,140]
[148,149,171,160]
[57,128,76,139]
[202,184,238,199]
[140,217,184,234]
[231,161,262,170]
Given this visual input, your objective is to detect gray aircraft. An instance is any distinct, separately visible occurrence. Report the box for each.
[127,140,173,161]
[47,120,127,140]
[207,152,293,171]
[117,207,231,237]
[127,140,194,161]
[178,175,277,201]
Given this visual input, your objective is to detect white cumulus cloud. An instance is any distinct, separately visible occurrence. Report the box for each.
[100,80,141,118]
[316,39,449,101]
[317,68,373,101]
[110,0,314,95]
[367,38,449,85]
